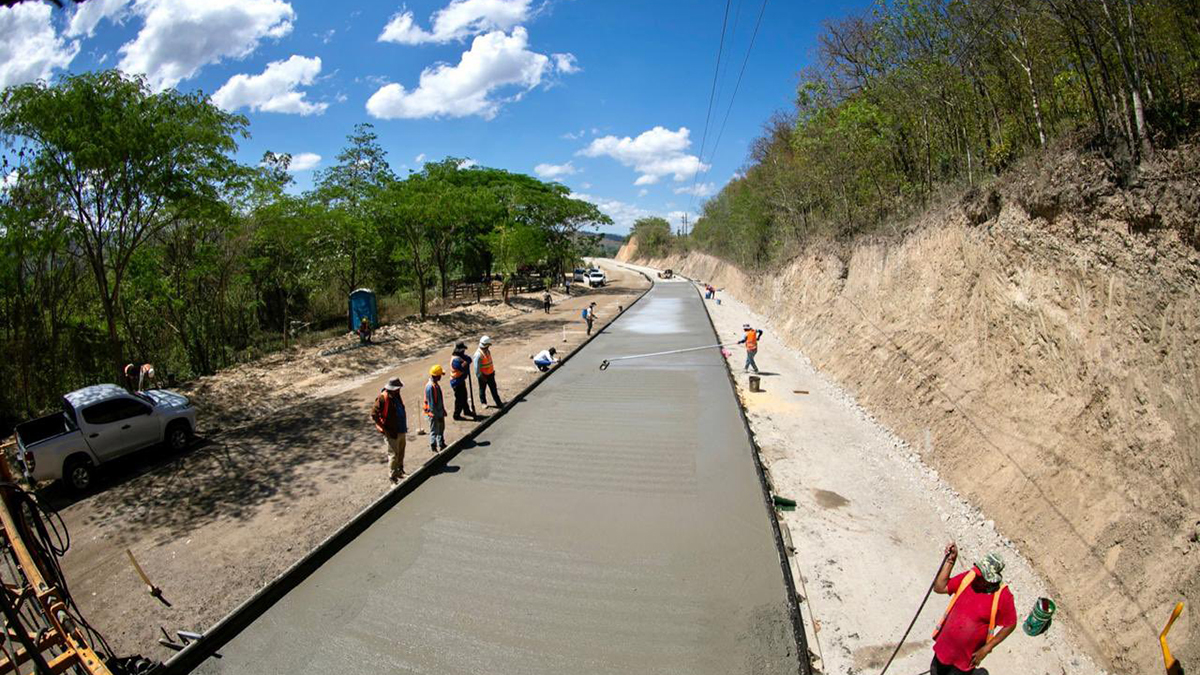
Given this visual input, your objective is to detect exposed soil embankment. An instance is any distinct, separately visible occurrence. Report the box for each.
[624,151,1200,674]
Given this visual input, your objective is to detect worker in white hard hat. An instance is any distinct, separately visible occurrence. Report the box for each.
[473,335,504,408]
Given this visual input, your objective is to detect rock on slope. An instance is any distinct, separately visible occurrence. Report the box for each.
[638,147,1200,675]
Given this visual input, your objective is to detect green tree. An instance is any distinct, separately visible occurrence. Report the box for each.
[0,70,246,377]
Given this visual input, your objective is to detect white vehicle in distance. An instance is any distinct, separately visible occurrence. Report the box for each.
[572,268,587,282]
[15,384,197,492]
[586,269,607,287]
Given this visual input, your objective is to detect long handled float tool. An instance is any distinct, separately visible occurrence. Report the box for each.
[877,550,953,675]
[599,343,737,371]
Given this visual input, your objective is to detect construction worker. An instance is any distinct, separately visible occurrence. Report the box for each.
[583,302,598,335]
[424,365,447,453]
[449,342,478,421]
[474,335,503,408]
[738,323,763,373]
[931,543,1017,675]
[543,290,552,314]
[123,363,155,391]
[531,347,559,372]
[371,378,407,483]
[358,317,373,344]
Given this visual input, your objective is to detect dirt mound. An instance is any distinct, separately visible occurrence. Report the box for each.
[640,147,1200,674]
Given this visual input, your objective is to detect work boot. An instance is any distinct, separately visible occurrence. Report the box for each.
[453,415,464,421]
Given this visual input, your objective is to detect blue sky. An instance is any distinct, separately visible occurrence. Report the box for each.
[1,0,869,234]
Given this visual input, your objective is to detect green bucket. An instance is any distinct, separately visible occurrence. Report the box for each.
[1023,597,1056,636]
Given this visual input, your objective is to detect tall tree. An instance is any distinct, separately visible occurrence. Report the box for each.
[0,70,246,377]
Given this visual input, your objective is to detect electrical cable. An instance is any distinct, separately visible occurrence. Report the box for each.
[704,0,770,187]
[686,0,734,218]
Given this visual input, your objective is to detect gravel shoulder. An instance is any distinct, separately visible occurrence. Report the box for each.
[616,262,1104,675]
[56,263,647,660]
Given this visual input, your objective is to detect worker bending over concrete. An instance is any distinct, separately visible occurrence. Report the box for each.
[449,343,478,421]
[424,366,447,453]
[372,378,407,483]
[931,543,1017,675]
[474,335,504,408]
[738,323,763,373]
[531,347,559,372]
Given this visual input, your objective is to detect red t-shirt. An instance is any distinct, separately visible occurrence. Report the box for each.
[933,570,1017,671]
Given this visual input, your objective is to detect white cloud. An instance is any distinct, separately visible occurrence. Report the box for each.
[674,182,716,197]
[211,55,326,115]
[287,152,321,171]
[367,27,573,120]
[637,188,648,197]
[415,153,427,163]
[67,0,129,38]
[578,126,708,186]
[551,53,579,74]
[571,192,656,231]
[534,161,576,180]
[379,0,531,45]
[1,169,19,193]
[667,210,691,228]
[560,129,584,140]
[118,0,295,91]
[0,3,80,89]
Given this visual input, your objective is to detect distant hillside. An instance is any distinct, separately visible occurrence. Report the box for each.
[592,232,627,256]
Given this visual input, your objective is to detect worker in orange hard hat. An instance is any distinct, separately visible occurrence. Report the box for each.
[424,365,447,452]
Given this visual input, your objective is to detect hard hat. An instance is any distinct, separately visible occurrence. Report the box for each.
[480,335,493,346]
[742,323,751,330]
[429,364,444,376]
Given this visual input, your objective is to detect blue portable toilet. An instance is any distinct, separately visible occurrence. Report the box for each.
[348,288,378,333]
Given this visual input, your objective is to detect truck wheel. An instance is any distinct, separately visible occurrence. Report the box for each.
[166,421,192,453]
[64,457,95,492]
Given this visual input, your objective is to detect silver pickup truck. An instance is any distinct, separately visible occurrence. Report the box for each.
[15,384,197,491]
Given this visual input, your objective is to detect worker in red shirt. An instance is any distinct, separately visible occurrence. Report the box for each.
[930,543,1017,674]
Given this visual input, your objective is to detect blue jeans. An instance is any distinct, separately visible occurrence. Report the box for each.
[744,349,758,372]
[428,416,445,449]
[534,359,553,372]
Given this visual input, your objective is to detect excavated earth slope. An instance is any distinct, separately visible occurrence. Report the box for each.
[628,149,1200,674]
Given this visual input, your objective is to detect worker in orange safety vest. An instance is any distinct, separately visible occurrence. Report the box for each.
[737,323,763,373]
[473,335,504,409]
[424,365,447,452]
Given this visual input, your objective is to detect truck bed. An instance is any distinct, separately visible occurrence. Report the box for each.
[15,413,72,447]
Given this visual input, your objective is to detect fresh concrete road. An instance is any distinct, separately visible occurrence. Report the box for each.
[194,278,801,675]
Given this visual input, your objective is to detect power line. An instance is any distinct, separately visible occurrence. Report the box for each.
[688,0,769,215]
[686,0,733,213]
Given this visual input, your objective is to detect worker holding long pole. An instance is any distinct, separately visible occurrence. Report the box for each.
[449,342,479,421]
[930,543,1017,675]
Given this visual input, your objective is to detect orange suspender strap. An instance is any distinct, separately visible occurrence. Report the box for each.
[988,584,1008,638]
[933,570,1008,640]
[932,569,976,639]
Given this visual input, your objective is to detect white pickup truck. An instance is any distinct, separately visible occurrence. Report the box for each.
[15,384,197,491]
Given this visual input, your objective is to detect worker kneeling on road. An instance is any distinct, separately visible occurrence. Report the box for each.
[531,347,558,372]
[474,336,503,409]
[450,343,479,421]
[424,366,447,453]
[738,323,763,373]
[372,378,407,483]
[931,543,1017,675]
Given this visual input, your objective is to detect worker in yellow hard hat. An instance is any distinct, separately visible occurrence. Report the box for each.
[424,364,447,452]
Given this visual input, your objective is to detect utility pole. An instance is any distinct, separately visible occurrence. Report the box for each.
[682,213,689,237]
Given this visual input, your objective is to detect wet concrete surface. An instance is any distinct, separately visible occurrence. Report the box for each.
[194,280,800,675]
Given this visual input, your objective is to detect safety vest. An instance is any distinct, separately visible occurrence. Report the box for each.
[744,329,758,351]
[932,569,1008,641]
[479,350,495,375]
[450,355,468,380]
[423,381,443,417]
